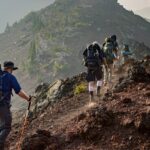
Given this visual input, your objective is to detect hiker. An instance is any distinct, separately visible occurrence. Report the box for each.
[103,35,119,58]
[121,44,132,64]
[83,42,107,101]
[110,35,120,69]
[0,61,31,150]
[102,37,116,85]
[110,35,119,58]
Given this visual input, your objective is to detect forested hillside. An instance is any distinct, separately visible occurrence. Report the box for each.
[0,0,150,84]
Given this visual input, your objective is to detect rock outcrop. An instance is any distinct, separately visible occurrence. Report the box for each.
[9,59,150,150]
[113,58,150,93]
[30,73,86,118]
[21,130,59,150]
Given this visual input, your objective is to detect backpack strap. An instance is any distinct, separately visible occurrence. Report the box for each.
[0,71,4,101]
[0,71,9,103]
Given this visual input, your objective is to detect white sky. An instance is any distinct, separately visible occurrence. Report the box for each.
[0,0,54,33]
[0,0,150,33]
[118,0,150,10]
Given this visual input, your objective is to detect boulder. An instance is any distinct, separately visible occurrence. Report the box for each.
[128,62,150,82]
[134,111,150,133]
[66,106,114,141]
[21,130,58,150]
[30,73,87,118]
[30,80,63,117]
[47,80,63,100]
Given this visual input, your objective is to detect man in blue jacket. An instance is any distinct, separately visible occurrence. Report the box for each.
[0,61,31,150]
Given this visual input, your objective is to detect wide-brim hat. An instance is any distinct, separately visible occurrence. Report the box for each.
[4,61,18,70]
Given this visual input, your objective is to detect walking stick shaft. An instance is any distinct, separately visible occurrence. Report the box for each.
[16,101,31,150]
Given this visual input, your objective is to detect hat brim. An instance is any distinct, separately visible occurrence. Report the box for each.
[13,67,18,70]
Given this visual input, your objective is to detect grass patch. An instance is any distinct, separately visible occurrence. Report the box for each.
[74,82,87,95]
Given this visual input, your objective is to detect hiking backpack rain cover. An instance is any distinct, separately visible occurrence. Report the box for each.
[85,45,99,69]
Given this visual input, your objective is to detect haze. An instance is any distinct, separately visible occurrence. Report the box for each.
[118,0,150,10]
[0,0,150,33]
[0,0,55,33]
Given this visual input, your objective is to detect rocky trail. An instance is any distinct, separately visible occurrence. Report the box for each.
[7,57,150,150]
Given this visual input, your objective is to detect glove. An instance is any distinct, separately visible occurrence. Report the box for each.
[28,96,32,102]
[28,95,36,102]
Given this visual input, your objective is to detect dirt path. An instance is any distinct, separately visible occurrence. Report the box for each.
[52,71,121,132]
[9,70,122,150]
[53,101,98,129]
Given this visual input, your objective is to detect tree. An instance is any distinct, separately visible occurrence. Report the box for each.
[5,23,11,33]
[28,40,37,74]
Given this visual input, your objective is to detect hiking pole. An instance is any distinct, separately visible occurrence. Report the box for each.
[16,97,32,150]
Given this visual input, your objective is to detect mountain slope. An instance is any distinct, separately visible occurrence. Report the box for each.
[9,58,150,150]
[0,0,150,84]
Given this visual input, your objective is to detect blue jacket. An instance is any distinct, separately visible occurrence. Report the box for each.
[122,50,132,56]
[0,71,21,105]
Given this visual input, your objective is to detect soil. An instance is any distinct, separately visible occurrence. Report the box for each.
[7,60,150,150]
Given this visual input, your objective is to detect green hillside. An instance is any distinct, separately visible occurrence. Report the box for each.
[0,0,150,84]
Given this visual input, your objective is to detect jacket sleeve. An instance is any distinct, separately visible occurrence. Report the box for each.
[10,75,22,94]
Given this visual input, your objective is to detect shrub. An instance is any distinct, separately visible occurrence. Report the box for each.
[74,83,87,95]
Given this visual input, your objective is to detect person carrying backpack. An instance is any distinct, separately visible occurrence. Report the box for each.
[110,35,119,58]
[0,61,31,150]
[103,37,116,85]
[83,42,107,101]
[121,44,132,64]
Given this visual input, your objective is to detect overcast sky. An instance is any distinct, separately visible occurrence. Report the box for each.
[118,0,150,10]
[0,0,54,33]
[0,0,149,33]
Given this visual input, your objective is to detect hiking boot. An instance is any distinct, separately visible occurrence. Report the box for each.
[96,86,101,97]
[90,95,94,102]
[89,91,94,102]
[104,82,107,86]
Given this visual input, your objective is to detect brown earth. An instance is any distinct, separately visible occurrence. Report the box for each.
[7,58,150,150]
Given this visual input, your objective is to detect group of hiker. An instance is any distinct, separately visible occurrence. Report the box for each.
[0,35,134,149]
[83,35,133,101]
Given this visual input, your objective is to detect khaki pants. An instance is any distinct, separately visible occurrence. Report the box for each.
[103,64,113,84]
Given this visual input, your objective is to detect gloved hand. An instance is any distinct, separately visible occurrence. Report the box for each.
[28,96,32,102]
[28,95,36,102]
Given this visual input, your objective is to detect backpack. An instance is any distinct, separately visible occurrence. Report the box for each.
[103,42,114,63]
[85,45,100,69]
[0,65,3,102]
[0,65,7,104]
